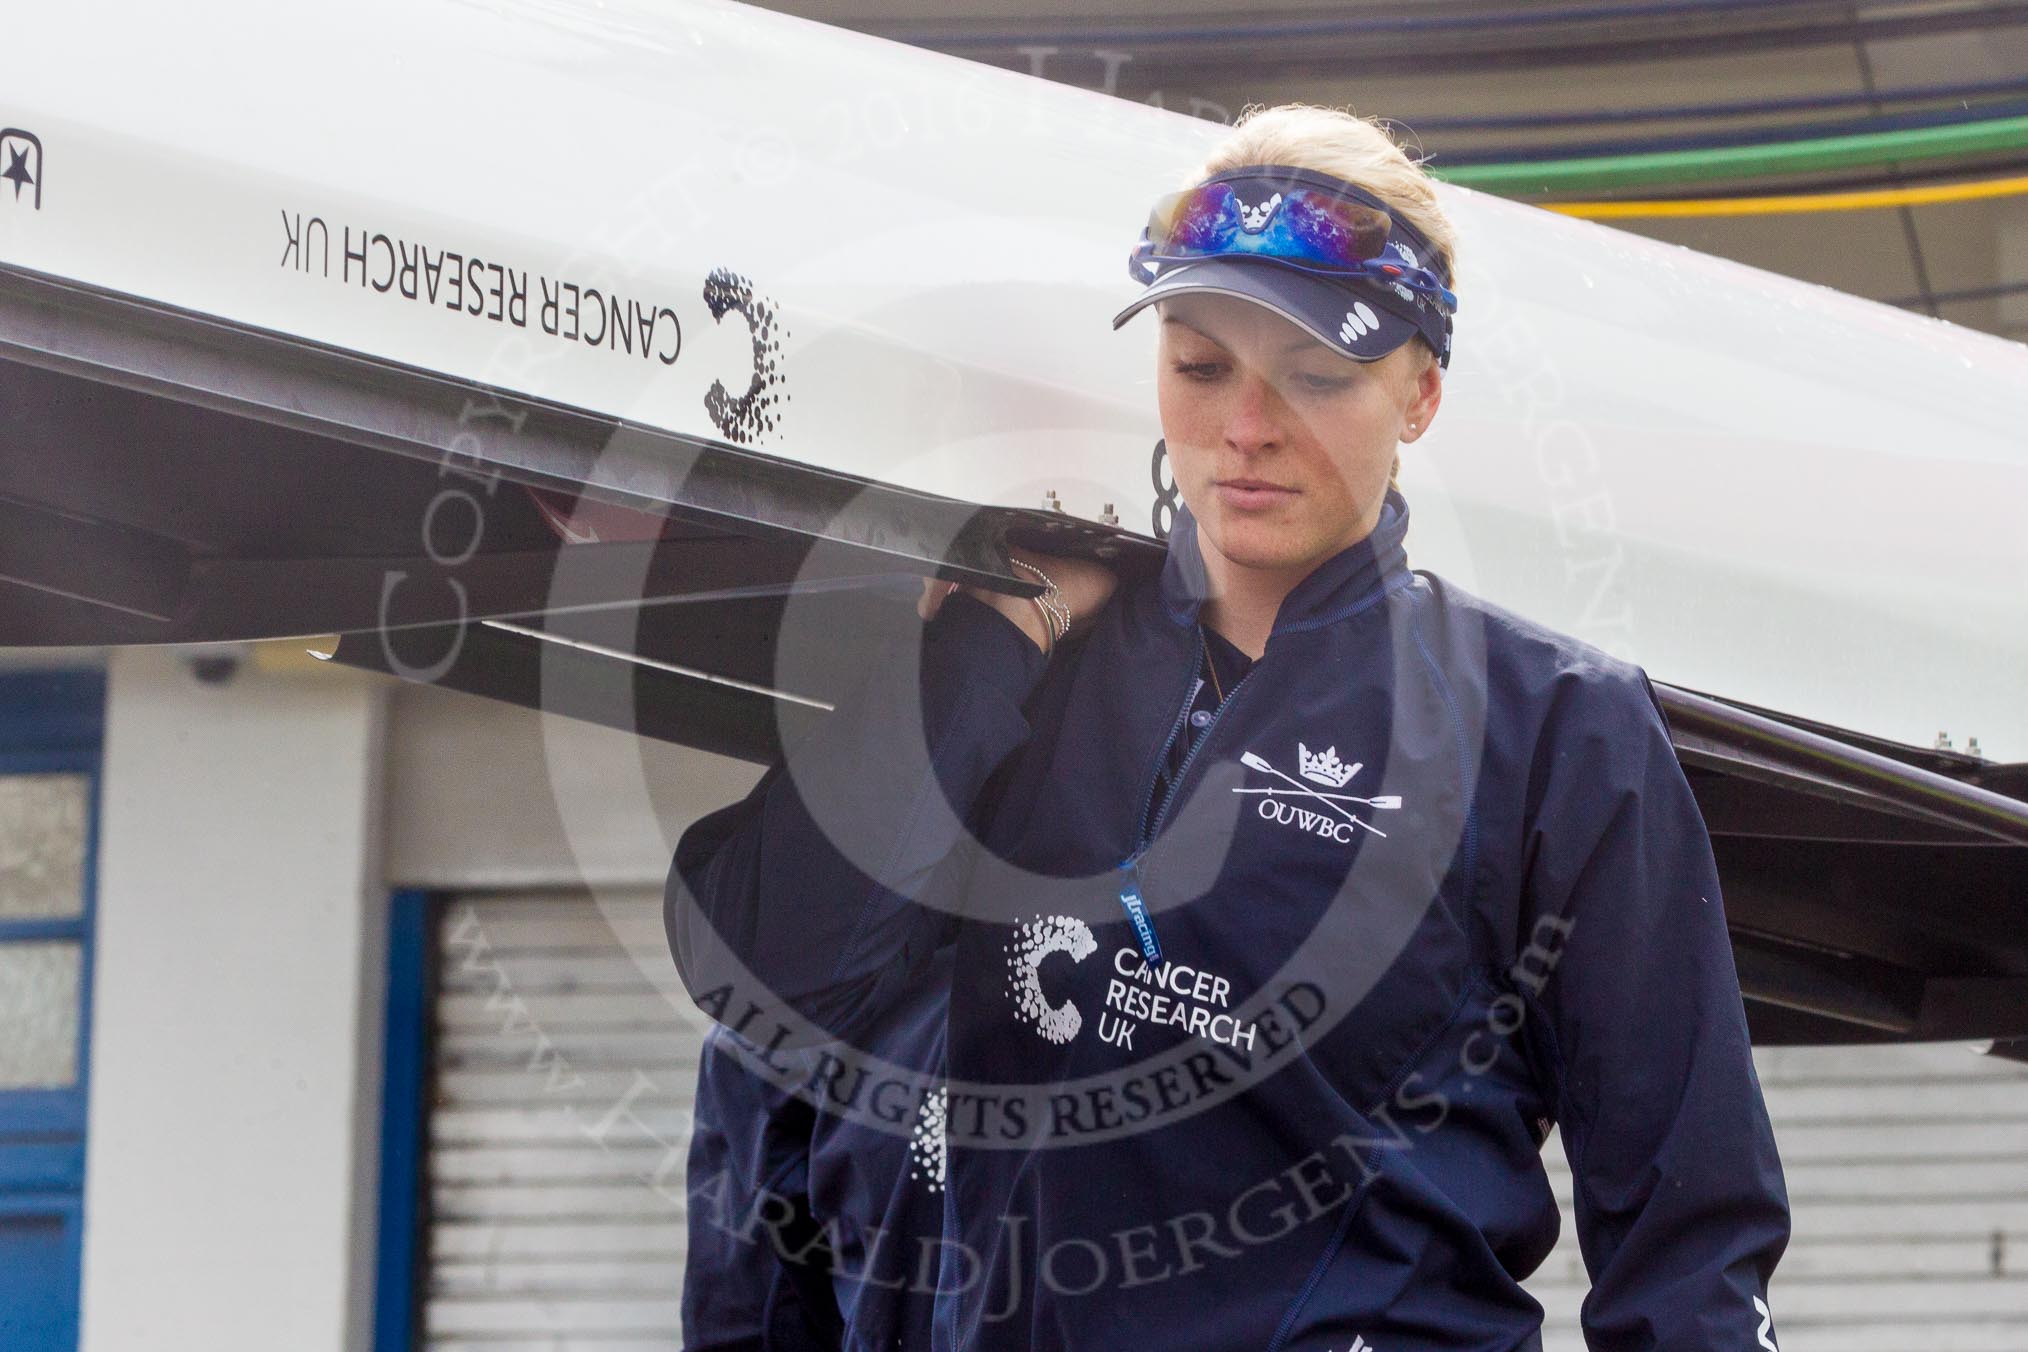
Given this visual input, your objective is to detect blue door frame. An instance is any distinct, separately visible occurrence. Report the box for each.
[373,889,436,1352]
[0,669,106,1351]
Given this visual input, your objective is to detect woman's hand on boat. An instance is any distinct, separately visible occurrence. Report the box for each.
[917,547,1120,655]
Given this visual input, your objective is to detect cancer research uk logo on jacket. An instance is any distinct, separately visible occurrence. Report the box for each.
[1005,913,1261,1054]
[1005,739,1398,1050]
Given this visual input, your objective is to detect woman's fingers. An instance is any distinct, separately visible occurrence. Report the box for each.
[1006,547,1119,638]
[920,550,1119,653]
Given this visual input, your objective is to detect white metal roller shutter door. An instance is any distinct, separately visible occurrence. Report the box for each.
[427,889,710,1350]
[1529,1042,2028,1350]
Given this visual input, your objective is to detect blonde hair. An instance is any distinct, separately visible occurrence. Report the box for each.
[1176,103,1457,487]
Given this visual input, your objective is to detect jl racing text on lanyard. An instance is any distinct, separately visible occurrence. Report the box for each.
[1120,624,1254,967]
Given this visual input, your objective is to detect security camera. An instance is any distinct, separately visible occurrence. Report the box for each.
[180,643,248,686]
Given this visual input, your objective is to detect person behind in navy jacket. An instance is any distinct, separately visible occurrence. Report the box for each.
[684,950,955,1350]
[667,102,1790,1351]
[683,1021,838,1352]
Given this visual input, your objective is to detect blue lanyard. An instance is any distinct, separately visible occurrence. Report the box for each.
[1121,628,1254,965]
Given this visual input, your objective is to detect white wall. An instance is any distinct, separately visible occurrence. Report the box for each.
[80,648,389,1352]
[72,646,760,1351]
[381,680,762,890]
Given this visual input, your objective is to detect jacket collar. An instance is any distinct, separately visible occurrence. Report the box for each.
[1157,486,1413,635]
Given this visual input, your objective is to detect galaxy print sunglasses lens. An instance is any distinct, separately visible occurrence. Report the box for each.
[1143,182,1394,271]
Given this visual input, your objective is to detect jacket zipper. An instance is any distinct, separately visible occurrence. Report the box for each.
[1116,625,1263,967]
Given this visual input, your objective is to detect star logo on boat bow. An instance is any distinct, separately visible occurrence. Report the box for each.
[1,129,43,210]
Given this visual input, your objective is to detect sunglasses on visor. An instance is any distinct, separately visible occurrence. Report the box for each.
[1128,167,1459,314]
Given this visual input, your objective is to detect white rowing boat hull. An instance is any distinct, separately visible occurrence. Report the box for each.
[1,0,2022,756]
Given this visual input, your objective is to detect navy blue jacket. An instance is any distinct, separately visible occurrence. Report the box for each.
[668,488,1789,1351]
[684,1024,839,1351]
[684,952,954,1351]
[804,946,952,1349]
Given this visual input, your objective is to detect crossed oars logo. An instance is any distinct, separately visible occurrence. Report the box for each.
[1235,748,1402,838]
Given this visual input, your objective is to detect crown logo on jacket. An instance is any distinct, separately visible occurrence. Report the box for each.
[1298,743,1357,788]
